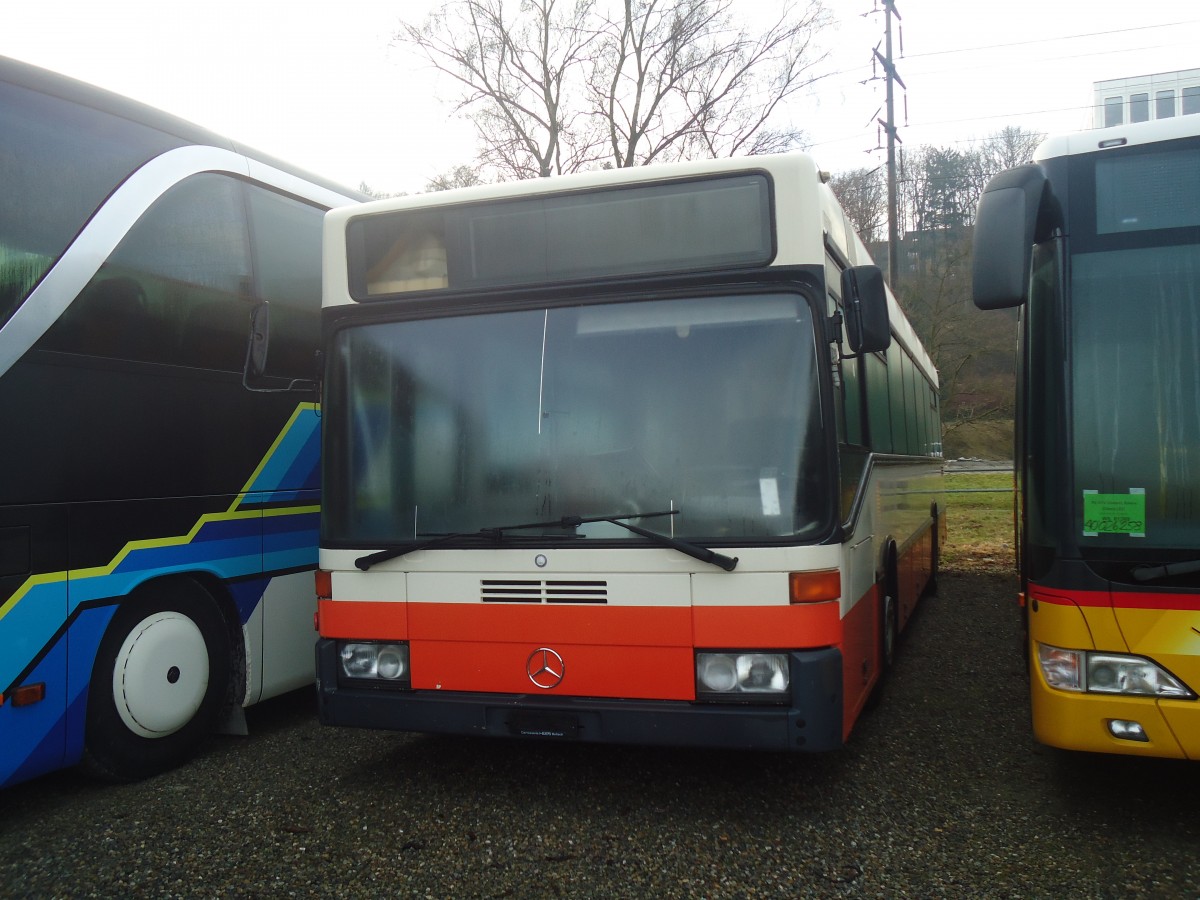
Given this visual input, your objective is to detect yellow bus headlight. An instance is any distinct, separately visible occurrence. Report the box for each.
[1037,644,1194,699]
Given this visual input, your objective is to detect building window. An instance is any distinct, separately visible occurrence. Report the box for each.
[1156,90,1176,119]
[1104,96,1124,127]
[1184,86,1200,116]
[1130,93,1150,123]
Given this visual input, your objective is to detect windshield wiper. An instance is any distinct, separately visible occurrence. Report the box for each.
[583,512,739,572]
[1132,559,1200,583]
[354,509,737,572]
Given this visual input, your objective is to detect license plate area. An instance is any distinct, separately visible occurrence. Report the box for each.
[492,708,591,740]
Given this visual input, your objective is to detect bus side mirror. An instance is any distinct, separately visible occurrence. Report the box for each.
[242,300,317,394]
[841,265,891,354]
[246,301,271,379]
[972,165,1047,310]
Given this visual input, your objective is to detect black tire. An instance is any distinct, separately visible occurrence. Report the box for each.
[866,560,899,710]
[925,507,941,596]
[880,585,898,672]
[82,578,232,781]
[926,528,936,600]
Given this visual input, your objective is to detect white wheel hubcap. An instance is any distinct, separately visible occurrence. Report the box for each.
[112,611,210,738]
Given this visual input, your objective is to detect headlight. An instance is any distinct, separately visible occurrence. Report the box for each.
[1087,653,1192,697]
[696,652,789,701]
[338,642,410,687]
[1037,644,1194,698]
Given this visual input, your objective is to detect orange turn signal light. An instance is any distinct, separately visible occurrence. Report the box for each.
[7,682,46,707]
[789,570,841,604]
[315,569,332,601]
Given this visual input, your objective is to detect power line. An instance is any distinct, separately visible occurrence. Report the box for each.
[902,20,1200,59]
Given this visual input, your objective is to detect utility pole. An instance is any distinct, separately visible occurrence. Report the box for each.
[873,0,904,289]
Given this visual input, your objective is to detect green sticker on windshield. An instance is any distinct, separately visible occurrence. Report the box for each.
[1082,490,1145,537]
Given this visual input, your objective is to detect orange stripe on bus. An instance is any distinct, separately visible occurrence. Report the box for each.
[693,602,841,647]
[412,640,696,700]
[409,602,692,645]
[318,600,408,639]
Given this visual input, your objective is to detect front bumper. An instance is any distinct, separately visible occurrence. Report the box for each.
[316,640,845,752]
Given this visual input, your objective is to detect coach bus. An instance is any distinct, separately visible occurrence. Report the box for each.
[0,56,363,787]
[314,153,944,752]
[973,115,1200,757]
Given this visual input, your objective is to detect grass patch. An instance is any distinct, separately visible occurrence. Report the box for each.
[943,470,1015,576]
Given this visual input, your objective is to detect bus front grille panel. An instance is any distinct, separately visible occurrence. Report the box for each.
[480,579,608,603]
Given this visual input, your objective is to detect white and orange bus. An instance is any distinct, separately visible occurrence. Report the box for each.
[315,153,944,751]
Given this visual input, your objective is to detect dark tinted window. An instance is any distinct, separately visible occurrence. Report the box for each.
[39,173,253,370]
[247,186,324,377]
[326,294,826,544]
[1071,242,1200,549]
[0,80,184,328]
[865,352,892,453]
[1095,147,1200,234]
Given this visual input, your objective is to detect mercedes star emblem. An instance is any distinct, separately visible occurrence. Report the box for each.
[526,647,565,689]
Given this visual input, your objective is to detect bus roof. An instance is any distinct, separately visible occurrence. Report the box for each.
[1036,113,1200,162]
[344,151,829,213]
[326,153,938,388]
[0,54,368,202]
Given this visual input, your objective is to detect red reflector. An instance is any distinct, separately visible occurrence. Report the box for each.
[10,683,46,707]
[789,570,841,604]
[315,569,332,601]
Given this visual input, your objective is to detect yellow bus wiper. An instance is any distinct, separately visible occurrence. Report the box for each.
[1132,559,1200,583]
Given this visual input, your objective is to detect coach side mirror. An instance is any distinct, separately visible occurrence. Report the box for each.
[841,265,891,355]
[246,301,271,378]
[242,300,316,394]
[972,165,1047,310]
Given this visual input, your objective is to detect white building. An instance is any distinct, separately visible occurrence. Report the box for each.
[1093,68,1200,128]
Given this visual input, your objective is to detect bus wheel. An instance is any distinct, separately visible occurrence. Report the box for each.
[866,574,899,709]
[82,578,231,782]
[925,505,940,595]
[881,586,898,671]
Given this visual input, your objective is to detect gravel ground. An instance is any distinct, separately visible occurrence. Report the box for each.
[3,570,1199,899]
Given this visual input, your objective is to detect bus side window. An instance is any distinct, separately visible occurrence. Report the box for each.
[245,187,325,379]
[38,173,252,370]
[864,351,892,453]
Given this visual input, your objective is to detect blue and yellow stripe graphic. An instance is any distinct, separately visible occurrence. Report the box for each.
[1,403,321,788]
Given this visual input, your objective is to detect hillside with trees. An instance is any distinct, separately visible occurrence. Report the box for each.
[832,126,1043,459]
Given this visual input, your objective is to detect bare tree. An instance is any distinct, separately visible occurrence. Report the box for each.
[397,0,603,179]
[592,0,832,167]
[978,125,1044,175]
[395,0,832,180]
[426,164,489,192]
[829,166,886,243]
[358,181,406,199]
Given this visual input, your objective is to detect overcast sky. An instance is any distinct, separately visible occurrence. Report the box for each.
[3,1,1198,194]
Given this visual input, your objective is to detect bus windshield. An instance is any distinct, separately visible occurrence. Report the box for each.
[325,292,828,546]
[1072,241,1200,550]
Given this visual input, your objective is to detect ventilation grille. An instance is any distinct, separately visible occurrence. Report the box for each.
[480,579,608,604]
